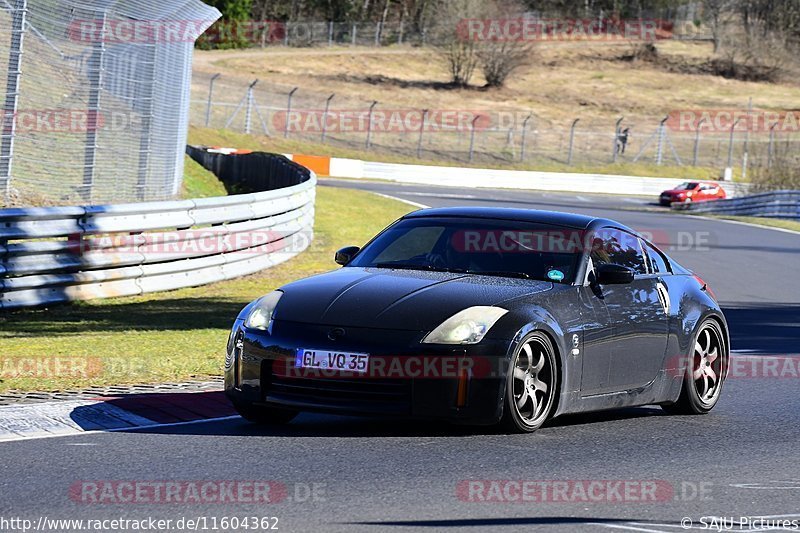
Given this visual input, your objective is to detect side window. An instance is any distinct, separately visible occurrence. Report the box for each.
[642,240,670,274]
[590,228,647,275]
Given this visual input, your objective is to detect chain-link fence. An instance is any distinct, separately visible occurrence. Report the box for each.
[190,73,798,175]
[0,0,219,207]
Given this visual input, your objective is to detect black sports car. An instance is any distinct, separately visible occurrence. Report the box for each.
[225,207,728,433]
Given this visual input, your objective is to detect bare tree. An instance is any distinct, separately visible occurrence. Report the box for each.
[433,0,484,86]
[435,0,534,87]
[702,0,736,53]
[474,0,534,88]
[478,39,535,87]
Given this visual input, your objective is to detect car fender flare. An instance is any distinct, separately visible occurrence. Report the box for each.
[492,308,566,418]
[670,306,729,388]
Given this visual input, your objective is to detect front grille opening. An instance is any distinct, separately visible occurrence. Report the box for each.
[261,357,412,414]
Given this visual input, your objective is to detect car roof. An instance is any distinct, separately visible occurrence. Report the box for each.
[403,206,632,232]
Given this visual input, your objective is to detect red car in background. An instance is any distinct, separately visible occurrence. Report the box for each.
[659,181,726,206]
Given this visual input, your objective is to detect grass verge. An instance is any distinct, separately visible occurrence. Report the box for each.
[0,186,414,392]
[181,155,228,198]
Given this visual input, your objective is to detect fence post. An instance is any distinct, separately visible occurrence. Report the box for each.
[742,97,752,180]
[417,109,428,158]
[328,21,334,46]
[205,73,221,127]
[767,122,777,168]
[727,118,741,168]
[693,118,706,167]
[655,116,667,166]
[284,87,298,138]
[82,10,107,203]
[374,22,381,46]
[321,93,335,143]
[352,24,357,46]
[365,100,377,149]
[567,118,579,165]
[284,22,290,46]
[398,19,404,44]
[520,114,532,162]
[468,115,481,163]
[612,116,623,162]
[244,79,259,134]
[0,0,27,202]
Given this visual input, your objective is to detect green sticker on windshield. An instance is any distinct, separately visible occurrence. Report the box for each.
[547,269,565,282]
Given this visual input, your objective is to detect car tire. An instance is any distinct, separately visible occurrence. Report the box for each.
[233,401,299,425]
[662,318,727,415]
[500,331,558,433]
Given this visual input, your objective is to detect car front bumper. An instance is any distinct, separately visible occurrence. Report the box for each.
[660,194,678,205]
[224,319,512,425]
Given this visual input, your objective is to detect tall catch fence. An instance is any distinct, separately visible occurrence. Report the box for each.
[0,0,220,207]
[190,72,799,176]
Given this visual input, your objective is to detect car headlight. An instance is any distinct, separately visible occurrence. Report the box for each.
[244,291,283,331]
[421,306,508,344]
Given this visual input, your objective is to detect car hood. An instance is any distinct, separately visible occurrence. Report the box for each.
[662,189,687,195]
[273,267,553,330]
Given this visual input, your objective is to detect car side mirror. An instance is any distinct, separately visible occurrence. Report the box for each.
[335,246,360,266]
[595,263,634,285]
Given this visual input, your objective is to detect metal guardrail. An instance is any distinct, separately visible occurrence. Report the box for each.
[0,169,316,310]
[673,190,800,219]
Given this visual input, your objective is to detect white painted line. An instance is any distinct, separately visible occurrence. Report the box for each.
[595,523,672,533]
[731,481,800,489]
[689,214,800,236]
[402,192,479,200]
[372,192,430,209]
[105,415,240,434]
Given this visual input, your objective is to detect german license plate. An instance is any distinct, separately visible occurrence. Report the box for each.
[295,349,369,373]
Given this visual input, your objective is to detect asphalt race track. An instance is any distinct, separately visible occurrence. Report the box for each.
[2,180,799,532]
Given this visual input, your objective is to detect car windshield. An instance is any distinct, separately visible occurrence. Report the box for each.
[674,182,699,190]
[348,217,583,283]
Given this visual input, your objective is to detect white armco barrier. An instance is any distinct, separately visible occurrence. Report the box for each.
[0,175,316,309]
[321,157,751,198]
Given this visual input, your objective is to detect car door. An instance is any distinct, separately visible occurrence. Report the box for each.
[589,228,669,392]
[697,184,712,201]
[578,265,614,396]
